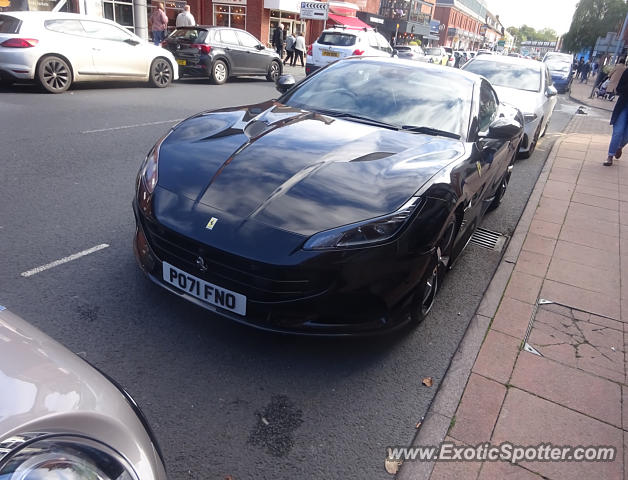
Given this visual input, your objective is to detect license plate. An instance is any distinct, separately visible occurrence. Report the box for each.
[162,261,246,316]
[176,59,187,66]
[322,50,339,57]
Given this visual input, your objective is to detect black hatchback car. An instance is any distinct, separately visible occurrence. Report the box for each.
[161,26,282,84]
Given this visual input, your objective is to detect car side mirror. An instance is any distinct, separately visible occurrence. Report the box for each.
[276,74,296,94]
[124,38,141,46]
[545,85,558,97]
[256,44,265,50]
[482,117,523,140]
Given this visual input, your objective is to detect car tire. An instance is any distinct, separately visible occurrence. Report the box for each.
[148,57,173,88]
[519,120,542,159]
[266,60,281,82]
[37,55,72,93]
[487,168,512,211]
[410,218,457,324]
[211,60,228,85]
[541,116,550,137]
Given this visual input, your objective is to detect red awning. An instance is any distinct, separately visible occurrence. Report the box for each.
[327,13,371,30]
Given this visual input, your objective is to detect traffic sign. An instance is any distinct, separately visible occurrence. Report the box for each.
[300,1,329,20]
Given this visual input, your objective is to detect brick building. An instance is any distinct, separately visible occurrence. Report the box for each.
[433,0,485,50]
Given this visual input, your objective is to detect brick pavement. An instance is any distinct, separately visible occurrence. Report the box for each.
[417,108,627,479]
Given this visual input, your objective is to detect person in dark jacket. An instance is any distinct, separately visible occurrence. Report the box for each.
[605,68,628,166]
[272,23,284,57]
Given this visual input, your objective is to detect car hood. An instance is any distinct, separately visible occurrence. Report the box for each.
[493,86,542,116]
[0,308,166,480]
[155,101,465,238]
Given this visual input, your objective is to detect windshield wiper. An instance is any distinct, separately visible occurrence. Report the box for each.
[315,109,400,130]
[400,125,460,140]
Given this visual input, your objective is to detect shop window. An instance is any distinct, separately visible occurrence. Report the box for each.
[103,0,134,30]
[214,4,246,30]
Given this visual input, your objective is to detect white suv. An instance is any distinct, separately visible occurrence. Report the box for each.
[306,27,393,75]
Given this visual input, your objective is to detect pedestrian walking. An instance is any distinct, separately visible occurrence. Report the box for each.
[292,31,305,67]
[604,68,628,166]
[272,23,284,57]
[591,58,599,77]
[576,57,585,81]
[580,60,591,83]
[284,31,295,66]
[176,5,195,27]
[607,58,627,95]
[150,2,168,46]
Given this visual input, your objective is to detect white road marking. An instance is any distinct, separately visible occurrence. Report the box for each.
[82,119,182,134]
[21,244,110,277]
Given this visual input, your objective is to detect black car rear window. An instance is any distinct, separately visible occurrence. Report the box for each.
[0,15,21,34]
[318,32,356,46]
[170,28,209,43]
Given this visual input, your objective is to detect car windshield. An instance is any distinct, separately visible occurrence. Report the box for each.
[546,61,571,74]
[463,60,541,92]
[281,60,472,138]
[318,32,356,46]
[170,28,208,43]
[426,48,442,55]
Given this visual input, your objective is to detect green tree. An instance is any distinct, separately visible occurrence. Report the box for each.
[563,0,628,53]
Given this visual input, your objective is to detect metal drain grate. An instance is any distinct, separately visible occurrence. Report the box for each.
[469,227,508,252]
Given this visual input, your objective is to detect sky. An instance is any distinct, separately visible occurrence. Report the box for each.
[483,0,579,35]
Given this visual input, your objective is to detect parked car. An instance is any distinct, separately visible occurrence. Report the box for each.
[543,52,574,93]
[305,26,393,75]
[395,44,424,61]
[133,57,523,335]
[420,46,449,65]
[0,305,167,479]
[462,54,557,157]
[0,11,178,93]
[161,26,281,85]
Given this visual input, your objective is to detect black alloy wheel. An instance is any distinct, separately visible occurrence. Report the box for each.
[410,218,458,324]
[38,55,71,93]
[149,58,173,88]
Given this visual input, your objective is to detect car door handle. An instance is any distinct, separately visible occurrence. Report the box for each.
[92,47,101,51]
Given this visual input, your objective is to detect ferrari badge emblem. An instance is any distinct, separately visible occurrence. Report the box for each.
[476,161,482,177]
[205,217,218,230]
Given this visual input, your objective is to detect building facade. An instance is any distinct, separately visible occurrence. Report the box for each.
[433,0,506,50]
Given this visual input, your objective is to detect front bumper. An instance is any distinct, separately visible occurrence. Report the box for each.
[132,200,432,336]
[518,116,542,153]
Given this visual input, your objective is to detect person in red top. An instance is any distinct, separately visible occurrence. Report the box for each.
[150,2,169,46]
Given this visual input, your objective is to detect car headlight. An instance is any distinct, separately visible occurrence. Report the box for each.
[139,133,170,195]
[303,197,422,250]
[0,435,137,480]
[523,113,538,124]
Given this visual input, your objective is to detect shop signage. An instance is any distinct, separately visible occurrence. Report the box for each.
[299,1,328,20]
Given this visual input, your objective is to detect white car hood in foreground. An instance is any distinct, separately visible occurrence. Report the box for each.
[0,307,167,480]
[492,85,542,116]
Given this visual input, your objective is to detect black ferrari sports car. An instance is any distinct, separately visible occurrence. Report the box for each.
[133,57,523,335]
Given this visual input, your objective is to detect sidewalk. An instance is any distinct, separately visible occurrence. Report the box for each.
[398,108,627,479]
[570,78,615,113]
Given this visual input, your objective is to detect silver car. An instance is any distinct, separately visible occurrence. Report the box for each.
[462,55,557,157]
[0,305,167,479]
[0,11,178,93]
